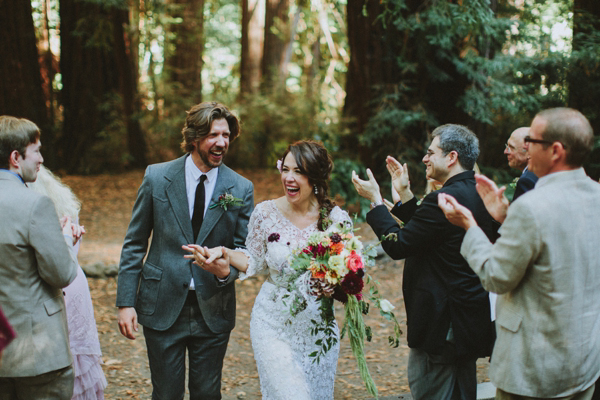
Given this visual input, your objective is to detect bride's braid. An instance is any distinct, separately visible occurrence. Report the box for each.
[281,141,335,231]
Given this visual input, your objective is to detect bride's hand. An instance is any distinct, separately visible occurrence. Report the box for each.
[204,246,226,264]
[182,244,208,265]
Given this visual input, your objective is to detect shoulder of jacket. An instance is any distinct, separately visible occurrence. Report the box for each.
[220,164,253,187]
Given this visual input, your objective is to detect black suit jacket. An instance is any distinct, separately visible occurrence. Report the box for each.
[367,171,498,358]
[512,169,537,202]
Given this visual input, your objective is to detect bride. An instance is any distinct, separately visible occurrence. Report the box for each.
[184,140,351,399]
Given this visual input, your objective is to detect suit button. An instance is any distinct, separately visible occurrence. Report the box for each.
[182,283,189,289]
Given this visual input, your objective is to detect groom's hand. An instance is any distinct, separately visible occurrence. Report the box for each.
[117,307,138,340]
[201,256,230,280]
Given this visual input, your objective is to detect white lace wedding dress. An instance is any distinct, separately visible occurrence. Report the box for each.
[239,200,351,400]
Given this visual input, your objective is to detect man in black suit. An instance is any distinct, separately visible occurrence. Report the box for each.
[505,127,537,201]
[352,124,498,400]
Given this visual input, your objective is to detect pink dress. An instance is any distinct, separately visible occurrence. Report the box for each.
[64,240,107,400]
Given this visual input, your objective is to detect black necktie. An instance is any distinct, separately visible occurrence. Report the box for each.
[192,175,207,241]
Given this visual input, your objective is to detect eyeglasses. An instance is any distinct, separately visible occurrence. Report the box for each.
[504,143,526,153]
[524,136,555,146]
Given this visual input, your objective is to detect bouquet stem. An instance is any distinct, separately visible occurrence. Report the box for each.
[345,295,378,399]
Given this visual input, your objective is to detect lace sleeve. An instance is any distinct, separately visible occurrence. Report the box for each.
[238,202,269,280]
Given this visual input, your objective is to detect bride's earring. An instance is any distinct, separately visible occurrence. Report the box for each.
[314,185,318,195]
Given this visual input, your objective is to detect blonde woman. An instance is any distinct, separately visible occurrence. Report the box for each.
[30,166,107,400]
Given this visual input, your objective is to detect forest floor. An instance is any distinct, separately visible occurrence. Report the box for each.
[63,168,490,400]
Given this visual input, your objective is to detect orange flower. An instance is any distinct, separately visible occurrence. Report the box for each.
[330,242,344,255]
[312,269,326,280]
[346,251,364,272]
[310,261,327,280]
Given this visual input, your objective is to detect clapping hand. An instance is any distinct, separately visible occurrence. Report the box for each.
[475,174,509,223]
[438,193,478,230]
[386,156,414,203]
[182,245,230,279]
[351,169,382,203]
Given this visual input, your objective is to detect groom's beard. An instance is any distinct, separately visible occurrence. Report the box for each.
[198,145,228,169]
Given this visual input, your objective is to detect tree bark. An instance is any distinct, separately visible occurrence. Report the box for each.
[165,0,205,103]
[261,0,289,92]
[112,7,147,168]
[343,0,403,162]
[240,0,265,96]
[0,0,49,150]
[60,0,146,172]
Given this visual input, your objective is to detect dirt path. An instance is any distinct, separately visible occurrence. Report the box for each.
[63,169,489,399]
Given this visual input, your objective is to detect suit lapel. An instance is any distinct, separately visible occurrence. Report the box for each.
[196,165,235,244]
[165,155,194,243]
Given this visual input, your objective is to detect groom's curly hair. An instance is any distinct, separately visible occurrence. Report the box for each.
[180,102,240,153]
[281,140,335,231]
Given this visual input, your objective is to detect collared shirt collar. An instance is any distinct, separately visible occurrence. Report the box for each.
[535,167,587,189]
[185,154,218,183]
[442,170,475,187]
[0,168,25,184]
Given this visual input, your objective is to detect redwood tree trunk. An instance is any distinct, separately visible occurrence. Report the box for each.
[261,0,289,92]
[0,0,49,149]
[343,0,402,163]
[113,7,147,168]
[166,0,205,102]
[60,0,146,173]
[240,0,265,96]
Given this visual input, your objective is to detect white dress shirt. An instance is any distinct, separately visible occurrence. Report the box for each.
[185,155,219,289]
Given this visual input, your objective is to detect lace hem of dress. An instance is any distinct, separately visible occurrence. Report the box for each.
[72,354,107,400]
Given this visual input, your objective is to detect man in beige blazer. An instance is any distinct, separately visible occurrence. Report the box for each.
[438,108,600,399]
[0,116,78,399]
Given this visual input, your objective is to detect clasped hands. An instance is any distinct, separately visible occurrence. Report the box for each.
[182,244,230,279]
[60,216,85,245]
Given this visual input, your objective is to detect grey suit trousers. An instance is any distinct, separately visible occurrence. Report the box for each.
[143,291,230,400]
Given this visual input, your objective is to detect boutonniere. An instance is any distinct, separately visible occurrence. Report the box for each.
[509,177,519,190]
[209,193,243,210]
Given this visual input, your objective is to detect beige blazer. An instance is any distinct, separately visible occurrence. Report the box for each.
[461,168,600,397]
[0,171,78,377]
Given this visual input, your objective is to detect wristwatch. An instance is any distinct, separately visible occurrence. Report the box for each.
[370,199,383,209]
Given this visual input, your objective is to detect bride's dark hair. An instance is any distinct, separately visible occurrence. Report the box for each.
[280,140,335,231]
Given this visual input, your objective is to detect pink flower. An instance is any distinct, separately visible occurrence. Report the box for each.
[276,159,282,172]
[346,251,364,272]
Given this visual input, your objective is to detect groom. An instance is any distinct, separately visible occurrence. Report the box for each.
[116,102,254,400]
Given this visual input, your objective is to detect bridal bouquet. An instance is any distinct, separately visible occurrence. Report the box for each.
[283,215,401,399]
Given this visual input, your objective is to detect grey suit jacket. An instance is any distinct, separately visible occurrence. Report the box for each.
[0,170,78,377]
[461,168,600,397]
[116,155,254,332]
